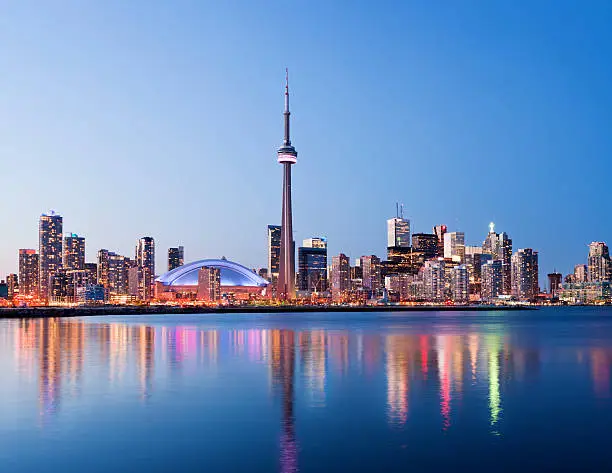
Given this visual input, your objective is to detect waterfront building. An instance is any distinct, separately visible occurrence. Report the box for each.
[84,262,98,285]
[387,217,410,248]
[167,246,184,271]
[155,258,269,301]
[385,273,416,302]
[444,232,465,263]
[350,264,363,294]
[63,233,85,271]
[548,272,562,297]
[7,274,18,298]
[19,249,39,297]
[267,225,281,283]
[587,242,611,282]
[574,264,588,283]
[331,253,350,300]
[482,222,500,258]
[39,212,63,300]
[423,259,446,302]
[97,250,129,296]
[136,237,155,301]
[450,264,469,303]
[277,71,298,300]
[498,232,513,295]
[298,238,328,293]
[560,282,612,304]
[361,255,382,298]
[127,266,141,297]
[197,266,221,302]
[511,248,539,301]
[76,285,106,304]
[412,233,438,260]
[0,281,7,299]
[433,225,447,258]
[481,259,503,302]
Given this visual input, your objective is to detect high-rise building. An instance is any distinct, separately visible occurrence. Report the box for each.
[84,262,98,285]
[277,71,298,300]
[98,250,129,295]
[298,238,328,293]
[412,233,438,260]
[498,232,513,295]
[423,259,446,302]
[6,274,18,299]
[387,217,410,248]
[63,233,85,270]
[331,253,350,300]
[444,232,465,263]
[511,248,539,301]
[481,260,503,302]
[267,225,281,283]
[361,255,382,298]
[136,237,155,301]
[197,266,221,301]
[450,264,469,303]
[167,246,184,271]
[587,242,611,282]
[548,272,562,297]
[482,222,500,258]
[574,264,588,283]
[433,225,447,258]
[19,249,39,297]
[39,212,63,300]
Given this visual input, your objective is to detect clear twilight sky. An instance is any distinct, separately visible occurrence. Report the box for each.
[1,1,611,278]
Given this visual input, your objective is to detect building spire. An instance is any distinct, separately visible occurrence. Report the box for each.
[284,68,291,146]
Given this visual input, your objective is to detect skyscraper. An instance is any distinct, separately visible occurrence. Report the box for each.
[98,249,129,296]
[574,264,588,283]
[443,232,465,262]
[168,246,184,271]
[19,249,39,297]
[277,71,298,300]
[450,264,469,303]
[481,259,503,302]
[498,232,513,295]
[433,225,447,258]
[297,238,328,293]
[511,248,539,301]
[267,225,281,283]
[587,242,611,282]
[423,259,446,302]
[548,272,562,297]
[63,233,85,270]
[6,274,18,299]
[361,255,382,298]
[387,217,411,248]
[39,212,63,300]
[136,237,155,301]
[197,266,221,301]
[412,233,438,260]
[331,253,350,300]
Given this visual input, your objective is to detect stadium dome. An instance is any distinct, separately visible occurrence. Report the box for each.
[156,258,269,288]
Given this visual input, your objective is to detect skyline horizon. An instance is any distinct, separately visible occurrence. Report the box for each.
[2,2,611,279]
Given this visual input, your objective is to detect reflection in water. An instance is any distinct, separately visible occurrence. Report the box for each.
[7,317,612,471]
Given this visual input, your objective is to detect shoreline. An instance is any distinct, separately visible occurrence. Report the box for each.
[0,304,538,318]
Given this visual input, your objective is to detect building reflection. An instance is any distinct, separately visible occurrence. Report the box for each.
[14,317,612,459]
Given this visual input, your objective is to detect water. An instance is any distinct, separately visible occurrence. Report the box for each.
[0,308,611,472]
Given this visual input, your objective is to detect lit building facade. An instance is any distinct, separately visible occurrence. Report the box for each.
[511,248,539,301]
[267,225,281,283]
[167,246,184,271]
[481,259,503,302]
[574,264,588,283]
[361,255,382,298]
[587,242,611,282]
[136,237,155,301]
[423,259,446,302]
[433,225,447,258]
[297,238,328,293]
[97,250,130,296]
[450,264,469,303]
[7,273,18,299]
[412,233,438,260]
[548,272,562,297]
[331,253,350,300]
[63,233,85,271]
[39,212,63,300]
[19,249,39,297]
[387,217,411,248]
[197,266,221,302]
[444,232,465,263]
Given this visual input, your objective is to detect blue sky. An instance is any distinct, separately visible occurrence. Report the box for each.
[1,1,611,277]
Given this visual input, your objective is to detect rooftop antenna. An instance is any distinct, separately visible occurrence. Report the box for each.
[400,203,404,219]
[395,202,399,218]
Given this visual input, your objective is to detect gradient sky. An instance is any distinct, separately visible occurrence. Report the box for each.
[1,1,611,278]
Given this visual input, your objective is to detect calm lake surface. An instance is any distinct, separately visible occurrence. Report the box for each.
[0,308,611,472]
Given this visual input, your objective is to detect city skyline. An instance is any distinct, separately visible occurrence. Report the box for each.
[2,2,612,278]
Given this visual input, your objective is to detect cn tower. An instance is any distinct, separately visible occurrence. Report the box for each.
[277,69,297,300]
